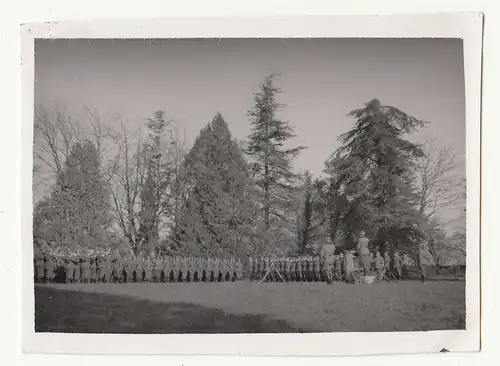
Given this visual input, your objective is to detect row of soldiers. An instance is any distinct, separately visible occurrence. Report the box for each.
[248,251,405,283]
[34,255,243,284]
[248,255,346,282]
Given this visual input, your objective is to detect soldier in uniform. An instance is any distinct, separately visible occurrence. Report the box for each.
[45,256,56,284]
[153,255,162,283]
[393,252,403,280]
[253,257,260,282]
[248,258,254,281]
[111,257,120,283]
[135,256,143,283]
[321,237,336,284]
[66,257,75,284]
[235,258,241,281]
[206,257,212,282]
[307,256,313,282]
[90,258,98,283]
[34,253,45,284]
[374,251,385,281]
[357,230,371,276]
[333,255,342,281]
[163,256,170,282]
[418,241,432,284]
[80,257,90,284]
[143,256,151,282]
[339,252,346,281]
[73,258,81,283]
[313,256,321,282]
[383,252,392,280]
[297,256,305,282]
[290,258,297,282]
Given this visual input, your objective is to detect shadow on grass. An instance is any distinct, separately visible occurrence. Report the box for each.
[35,286,306,334]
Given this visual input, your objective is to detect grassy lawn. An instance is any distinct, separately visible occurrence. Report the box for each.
[35,280,465,333]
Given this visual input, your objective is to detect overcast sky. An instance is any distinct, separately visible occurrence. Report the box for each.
[34,38,466,227]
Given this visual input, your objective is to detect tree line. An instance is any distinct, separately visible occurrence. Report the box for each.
[33,74,466,263]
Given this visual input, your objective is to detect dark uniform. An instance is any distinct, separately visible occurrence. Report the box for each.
[333,255,342,280]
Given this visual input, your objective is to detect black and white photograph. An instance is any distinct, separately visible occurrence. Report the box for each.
[21,15,482,356]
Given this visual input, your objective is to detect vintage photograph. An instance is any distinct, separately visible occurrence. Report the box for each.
[31,36,469,336]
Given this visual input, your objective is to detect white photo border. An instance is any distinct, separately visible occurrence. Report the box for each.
[21,13,483,356]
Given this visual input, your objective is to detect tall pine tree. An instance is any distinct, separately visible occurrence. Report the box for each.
[328,99,427,251]
[174,113,258,258]
[245,74,305,253]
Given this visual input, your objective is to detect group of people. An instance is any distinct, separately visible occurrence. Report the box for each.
[34,230,425,285]
[33,254,244,284]
[248,255,345,283]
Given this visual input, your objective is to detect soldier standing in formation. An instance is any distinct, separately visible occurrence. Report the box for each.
[374,251,385,281]
[393,252,403,279]
[357,230,371,276]
[321,237,336,284]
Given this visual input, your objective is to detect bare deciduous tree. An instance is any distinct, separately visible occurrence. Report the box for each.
[33,103,115,198]
[415,138,465,223]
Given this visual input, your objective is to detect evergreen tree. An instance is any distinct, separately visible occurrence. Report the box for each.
[327,99,427,250]
[245,74,306,252]
[139,111,176,252]
[34,140,111,253]
[175,113,258,258]
[295,172,329,254]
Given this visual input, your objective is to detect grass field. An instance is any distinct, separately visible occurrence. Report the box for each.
[35,280,465,333]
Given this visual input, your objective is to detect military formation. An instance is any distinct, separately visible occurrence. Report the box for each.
[248,255,344,282]
[34,231,415,285]
[34,253,244,284]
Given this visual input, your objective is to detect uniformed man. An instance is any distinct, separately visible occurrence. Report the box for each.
[291,258,298,282]
[418,241,433,284]
[34,253,45,284]
[299,256,305,281]
[153,255,162,283]
[135,256,143,283]
[81,257,90,284]
[374,251,385,281]
[45,256,56,284]
[321,237,336,284]
[313,256,321,282]
[90,258,98,283]
[369,252,375,273]
[112,256,121,283]
[339,252,346,280]
[66,257,75,284]
[248,258,254,281]
[383,252,392,280]
[357,230,371,275]
[307,256,313,282]
[393,252,403,280]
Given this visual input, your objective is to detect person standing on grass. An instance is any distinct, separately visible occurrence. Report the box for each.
[418,241,432,284]
[313,256,321,282]
[374,251,384,281]
[393,252,403,280]
[384,252,392,279]
[357,230,371,276]
[321,236,336,284]
[34,253,44,284]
